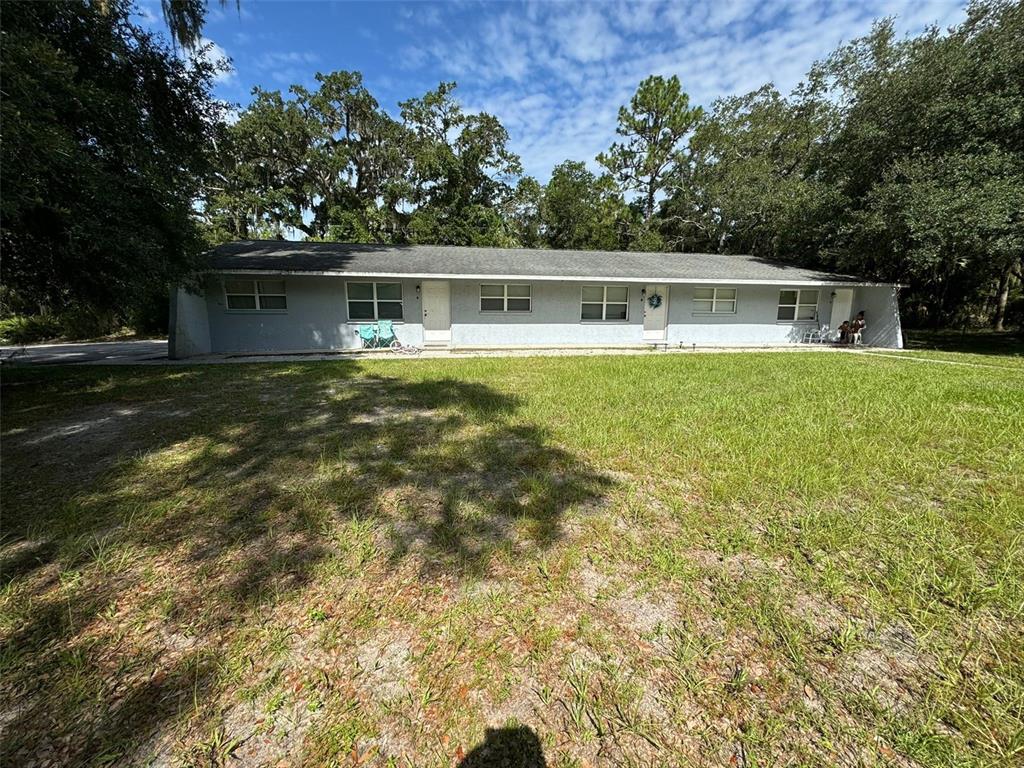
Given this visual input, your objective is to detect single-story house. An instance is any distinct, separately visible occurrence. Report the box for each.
[168,240,903,358]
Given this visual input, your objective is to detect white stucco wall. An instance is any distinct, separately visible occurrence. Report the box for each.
[204,274,423,354]
[660,284,900,346]
[664,284,826,346]
[449,282,902,347]
[169,286,211,358]
[855,285,904,348]
[188,273,903,354]
[450,281,645,346]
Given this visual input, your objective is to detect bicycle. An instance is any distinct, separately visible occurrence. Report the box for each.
[389,338,422,355]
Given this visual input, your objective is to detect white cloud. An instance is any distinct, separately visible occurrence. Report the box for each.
[608,0,662,34]
[244,50,322,89]
[480,14,537,81]
[554,6,623,63]
[195,38,235,84]
[134,2,161,27]
[253,51,320,69]
[704,0,755,31]
[403,0,967,181]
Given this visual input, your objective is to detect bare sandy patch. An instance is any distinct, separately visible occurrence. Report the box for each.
[610,592,678,637]
[577,562,613,601]
[840,622,932,713]
[350,406,440,424]
[356,636,413,703]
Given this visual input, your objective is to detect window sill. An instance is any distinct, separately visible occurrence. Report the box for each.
[691,311,737,316]
[580,320,631,324]
[478,311,533,315]
[347,320,406,325]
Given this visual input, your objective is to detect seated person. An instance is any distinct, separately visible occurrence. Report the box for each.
[851,311,866,344]
[837,320,851,343]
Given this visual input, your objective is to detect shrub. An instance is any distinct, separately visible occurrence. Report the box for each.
[127,289,170,336]
[0,308,121,344]
[56,307,116,339]
[0,315,63,344]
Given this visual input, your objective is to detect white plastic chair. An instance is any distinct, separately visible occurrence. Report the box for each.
[803,324,830,344]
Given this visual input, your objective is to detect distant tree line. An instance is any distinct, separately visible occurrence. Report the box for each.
[1,0,1021,338]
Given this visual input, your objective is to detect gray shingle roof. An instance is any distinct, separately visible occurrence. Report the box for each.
[208,240,876,284]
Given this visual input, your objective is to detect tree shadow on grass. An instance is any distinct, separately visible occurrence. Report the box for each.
[902,328,1024,357]
[0,361,614,765]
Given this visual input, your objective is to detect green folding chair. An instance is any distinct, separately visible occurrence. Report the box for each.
[377,319,396,346]
[358,324,377,348]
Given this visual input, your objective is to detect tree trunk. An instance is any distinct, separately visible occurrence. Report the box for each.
[933,276,947,330]
[993,263,1012,332]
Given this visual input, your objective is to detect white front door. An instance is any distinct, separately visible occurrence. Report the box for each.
[830,288,854,330]
[643,284,669,341]
[421,280,451,344]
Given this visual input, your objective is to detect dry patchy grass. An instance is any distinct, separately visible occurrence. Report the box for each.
[1,352,1022,767]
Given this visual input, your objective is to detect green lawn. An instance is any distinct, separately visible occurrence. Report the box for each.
[2,353,1022,767]
[899,329,1024,368]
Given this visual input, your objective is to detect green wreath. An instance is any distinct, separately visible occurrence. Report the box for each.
[647,293,663,309]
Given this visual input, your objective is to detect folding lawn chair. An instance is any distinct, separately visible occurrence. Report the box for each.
[376,319,421,355]
[358,324,378,348]
[377,319,396,347]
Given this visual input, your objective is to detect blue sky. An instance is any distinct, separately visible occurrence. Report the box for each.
[138,0,967,181]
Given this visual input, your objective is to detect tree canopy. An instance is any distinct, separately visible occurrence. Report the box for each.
[1,0,1020,333]
[156,0,234,49]
[0,0,224,319]
[204,77,524,247]
[660,0,1023,328]
[598,75,703,224]
[540,162,629,251]
[813,1,1024,328]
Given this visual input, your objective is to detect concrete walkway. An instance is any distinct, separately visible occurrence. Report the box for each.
[853,349,1023,371]
[135,344,848,364]
[1,339,874,366]
[199,345,852,364]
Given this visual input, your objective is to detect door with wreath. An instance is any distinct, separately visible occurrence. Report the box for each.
[643,284,669,341]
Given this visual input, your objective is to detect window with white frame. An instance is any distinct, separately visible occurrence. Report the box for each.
[777,289,819,321]
[224,279,287,311]
[480,284,531,312]
[581,285,629,320]
[693,287,736,314]
[346,282,404,320]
